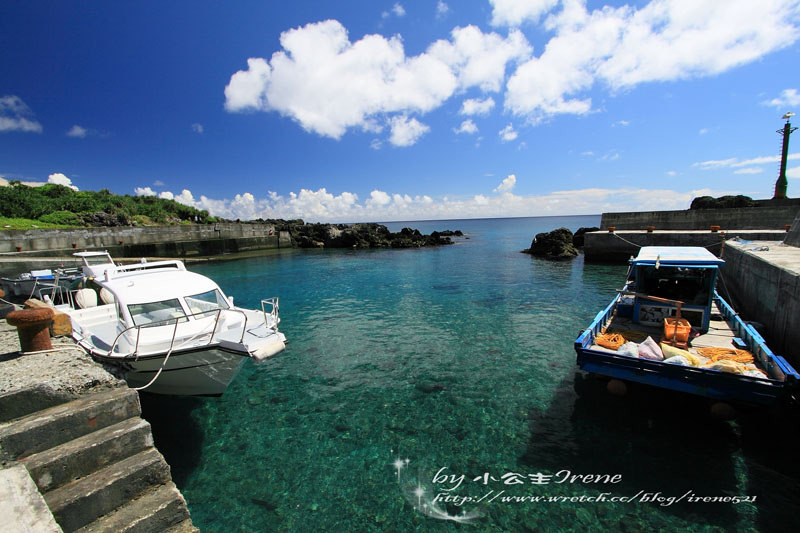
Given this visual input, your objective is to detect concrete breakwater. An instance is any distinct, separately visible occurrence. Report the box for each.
[0,222,290,258]
[0,323,199,532]
[599,199,800,231]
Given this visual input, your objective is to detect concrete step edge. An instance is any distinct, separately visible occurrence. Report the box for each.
[0,387,140,460]
[44,447,171,533]
[74,481,191,533]
[22,417,153,493]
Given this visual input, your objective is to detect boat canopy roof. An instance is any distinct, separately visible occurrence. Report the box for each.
[632,246,724,267]
[98,268,223,306]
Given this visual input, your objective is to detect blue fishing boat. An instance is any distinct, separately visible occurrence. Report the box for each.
[574,246,799,405]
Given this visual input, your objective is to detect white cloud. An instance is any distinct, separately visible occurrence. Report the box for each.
[734,167,764,174]
[0,95,43,133]
[613,120,630,127]
[66,125,88,138]
[47,172,78,191]
[135,184,727,222]
[153,180,165,187]
[505,0,800,122]
[490,0,559,27]
[787,166,800,178]
[135,187,157,196]
[436,1,450,19]
[224,20,529,144]
[762,88,800,108]
[428,25,531,92]
[454,119,478,134]
[493,174,516,192]
[159,191,174,200]
[388,115,430,146]
[699,128,709,135]
[383,3,405,19]
[370,139,383,150]
[192,123,204,134]
[666,170,677,176]
[499,123,518,142]
[460,97,495,116]
[695,153,800,169]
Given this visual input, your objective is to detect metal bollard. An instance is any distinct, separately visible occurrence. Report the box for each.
[6,307,55,352]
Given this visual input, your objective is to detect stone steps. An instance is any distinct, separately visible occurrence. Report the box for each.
[21,417,154,493]
[1,383,197,532]
[0,386,139,460]
[74,482,191,533]
[45,447,172,532]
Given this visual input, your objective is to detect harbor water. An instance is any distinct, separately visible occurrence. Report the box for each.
[140,215,800,532]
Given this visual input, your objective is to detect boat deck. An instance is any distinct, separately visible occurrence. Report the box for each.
[591,302,772,379]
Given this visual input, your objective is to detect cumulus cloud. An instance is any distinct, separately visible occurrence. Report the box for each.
[66,125,88,138]
[389,115,430,146]
[135,187,157,196]
[499,123,518,142]
[224,20,528,144]
[47,172,78,190]
[133,184,725,223]
[763,88,800,108]
[493,174,516,193]
[454,119,478,134]
[490,0,559,27]
[504,0,800,122]
[460,97,495,116]
[0,95,43,133]
[436,1,450,19]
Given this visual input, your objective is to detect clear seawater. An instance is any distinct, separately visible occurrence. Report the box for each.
[139,216,800,532]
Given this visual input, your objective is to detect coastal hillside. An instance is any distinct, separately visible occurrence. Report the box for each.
[0,182,214,228]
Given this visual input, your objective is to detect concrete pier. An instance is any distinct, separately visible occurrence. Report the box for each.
[720,241,800,368]
[0,322,198,532]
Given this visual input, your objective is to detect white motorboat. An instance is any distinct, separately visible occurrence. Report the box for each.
[62,252,286,396]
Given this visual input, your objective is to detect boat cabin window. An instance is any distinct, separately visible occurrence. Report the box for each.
[184,289,230,316]
[128,299,187,327]
[83,254,113,266]
[636,266,712,306]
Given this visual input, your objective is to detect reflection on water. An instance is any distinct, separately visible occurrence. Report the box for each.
[136,216,800,532]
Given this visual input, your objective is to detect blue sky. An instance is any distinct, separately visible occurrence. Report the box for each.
[1,0,799,222]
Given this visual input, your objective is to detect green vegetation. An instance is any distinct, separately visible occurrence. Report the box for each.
[0,217,76,230]
[690,195,755,209]
[0,183,216,228]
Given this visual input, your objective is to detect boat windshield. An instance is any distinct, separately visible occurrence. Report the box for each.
[184,289,230,316]
[128,299,187,327]
[637,266,712,306]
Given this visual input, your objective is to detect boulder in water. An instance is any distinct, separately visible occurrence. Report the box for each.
[523,227,578,260]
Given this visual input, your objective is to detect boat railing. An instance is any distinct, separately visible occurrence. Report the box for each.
[100,306,253,359]
[261,297,279,333]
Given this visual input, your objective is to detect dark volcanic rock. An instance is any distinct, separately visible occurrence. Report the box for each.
[572,226,600,247]
[523,227,579,259]
[288,222,457,249]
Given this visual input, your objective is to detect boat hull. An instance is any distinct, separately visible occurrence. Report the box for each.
[95,346,249,396]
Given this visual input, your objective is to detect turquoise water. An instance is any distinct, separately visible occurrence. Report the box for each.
[140,216,800,532]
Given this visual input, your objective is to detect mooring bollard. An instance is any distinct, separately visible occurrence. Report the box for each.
[6,307,55,352]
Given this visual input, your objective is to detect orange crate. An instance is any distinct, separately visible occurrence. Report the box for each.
[663,318,691,343]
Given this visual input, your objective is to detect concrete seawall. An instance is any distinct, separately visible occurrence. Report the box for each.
[0,223,292,257]
[600,202,800,230]
[584,229,788,262]
[720,241,800,368]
